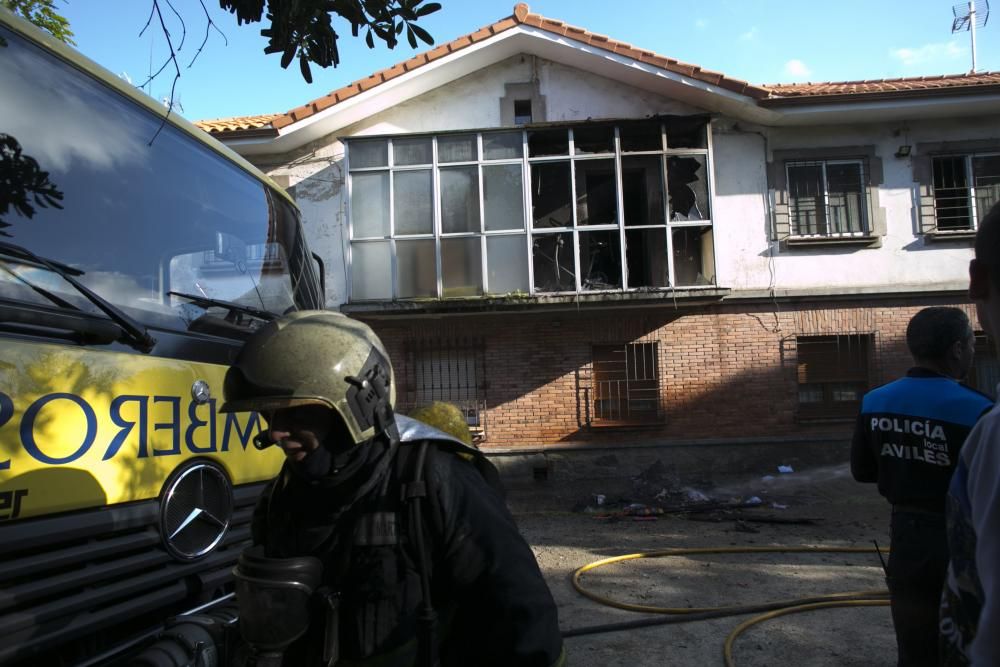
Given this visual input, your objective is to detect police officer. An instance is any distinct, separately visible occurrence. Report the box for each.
[851,306,992,667]
[220,311,565,667]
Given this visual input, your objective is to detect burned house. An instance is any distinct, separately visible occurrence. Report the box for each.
[198,4,1000,462]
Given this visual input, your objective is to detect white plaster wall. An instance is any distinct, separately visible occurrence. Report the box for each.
[713,116,1000,292]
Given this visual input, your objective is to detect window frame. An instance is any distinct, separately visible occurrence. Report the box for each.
[784,159,869,238]
[928,152,1000,234]
[589,341,663,427]
[345,119,716,302]
[795,333,874,422]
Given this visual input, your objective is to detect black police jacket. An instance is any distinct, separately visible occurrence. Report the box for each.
[250,416,565,667]
[850,367,993,512]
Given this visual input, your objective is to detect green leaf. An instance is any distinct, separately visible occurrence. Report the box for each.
[299,55,313,83]
[415,2,441,17]
[408,22,433,45]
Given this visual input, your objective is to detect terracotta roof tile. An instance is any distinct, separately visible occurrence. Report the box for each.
[194,113,280,134]
[197,5,1000,135]
[762,71,1000,98]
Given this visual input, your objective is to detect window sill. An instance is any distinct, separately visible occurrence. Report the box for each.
[587,420,665,430]
[923,230,976,242]
[785,235,880,247]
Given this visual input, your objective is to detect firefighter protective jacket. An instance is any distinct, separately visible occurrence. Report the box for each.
[250,416,565,667]
[851,367,993,512]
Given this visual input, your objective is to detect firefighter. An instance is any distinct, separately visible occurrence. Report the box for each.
[851,306,992,667]
[220,310,565,667]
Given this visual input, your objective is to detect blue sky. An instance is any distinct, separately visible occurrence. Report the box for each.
[60,1,1000,122]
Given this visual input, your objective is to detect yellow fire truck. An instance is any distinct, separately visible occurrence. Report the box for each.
[0,8,324,664]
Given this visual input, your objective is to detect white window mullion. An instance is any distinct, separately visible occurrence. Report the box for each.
[345,142,354,300]
[614,126,627,291]
[432,136,443,299]
[387,139,397,299]
[968,154,980,229]
[820,162,831,234]
[662,153,676,287]
[478,159,488,294]
[569,129,582,293]
[523,129,535,294]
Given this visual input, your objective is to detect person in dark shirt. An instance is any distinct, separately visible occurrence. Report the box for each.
[852,306,992,667]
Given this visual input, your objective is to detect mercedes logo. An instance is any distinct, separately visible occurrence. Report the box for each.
[159,462,233,561]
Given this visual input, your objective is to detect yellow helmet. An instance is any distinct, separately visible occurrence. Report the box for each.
[220,310,396,445]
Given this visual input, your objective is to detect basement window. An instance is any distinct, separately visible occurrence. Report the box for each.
[591,342,661,425]
[796,334,872,420]
[968,332,1000,399]
[402,338,487,429]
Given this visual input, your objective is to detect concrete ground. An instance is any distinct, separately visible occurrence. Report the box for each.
[507,461,897,667]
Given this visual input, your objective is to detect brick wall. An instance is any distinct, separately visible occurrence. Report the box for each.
[363,295,981,450]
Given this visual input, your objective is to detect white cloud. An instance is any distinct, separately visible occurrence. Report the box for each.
[695,18,708,29]
[783,59,812,78]
[890,41,963,66]
[740,26,758,41]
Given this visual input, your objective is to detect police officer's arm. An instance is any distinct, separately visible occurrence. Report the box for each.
[850,409,877,483]
[430,454,564,667]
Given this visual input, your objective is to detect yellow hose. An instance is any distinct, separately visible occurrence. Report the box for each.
[722,599,890,667]
[570,544,891,664]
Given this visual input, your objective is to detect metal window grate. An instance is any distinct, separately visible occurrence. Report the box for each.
[787,160,869,237]
[591,342,661,424]
[796,333,873,419]
[401,338,487,429]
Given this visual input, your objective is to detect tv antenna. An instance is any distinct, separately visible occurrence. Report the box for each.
[952,0,990,72]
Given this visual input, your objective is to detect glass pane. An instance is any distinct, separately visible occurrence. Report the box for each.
[973,155,1000,224]
[788,163,827,235]
[484,164,525,231]
[831,382,864,402]
[531,162,572,228]
[486,235,529,294]
[826,163,865,234]
[393,137,431,166]
[393,170,432,235]
[622,156,666,226]
[620,122,662,152]
[668,154,709,221]
[440,166,480,233]
[351,242,391,299]
[351,172,390,237]
[532,232,575,292]
[439,134,477,163]
[798,385,823,403]
[574,125,614,154]
[665,116,708,149]
[672,226,715,286]
[397,239,436,298]
[575,159,617,226]
[528,129,569,157]
[933,156,972,230]
[350,140,388,169]
[441,237,482,297]
[625,228,668,288]
[484,131,523,160]
[579,230,622,290]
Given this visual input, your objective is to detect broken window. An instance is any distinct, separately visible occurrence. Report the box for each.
[403,338,487,431]
[591,342,661,424]
[347,118,714,300]
[531,161,572,228]
[532,233,575,292]
[796,334,872,420]
[932,154,1000,231]
[786,160,866,236]
[668,155,709,221]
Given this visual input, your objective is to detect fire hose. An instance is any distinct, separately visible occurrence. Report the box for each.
[562,545,890,667]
